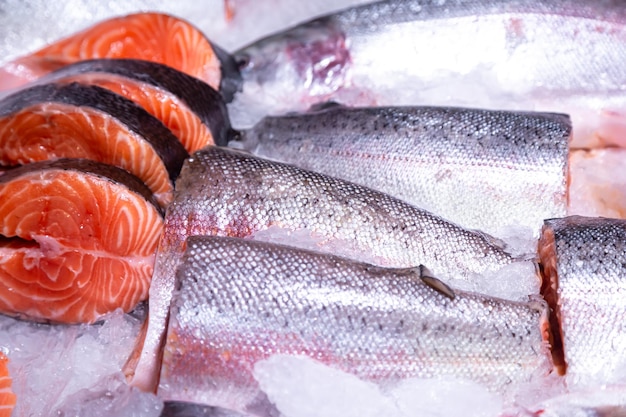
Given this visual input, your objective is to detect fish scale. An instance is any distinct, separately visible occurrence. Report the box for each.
[128,145,535,392]
[539,216,626,388]
[159,235,551,415]
[234,0,626,148]
[237,105,570,239]
[173,146,516,278]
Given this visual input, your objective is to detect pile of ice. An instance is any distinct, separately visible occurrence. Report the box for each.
[256,355,504,417]
[0,309,161,417]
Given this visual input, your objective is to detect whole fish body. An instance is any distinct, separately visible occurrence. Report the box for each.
[538,216,626,388]
[128,145,533,393]
[233,0,626,148]
[236,105,571,239]
[159,235,552,416]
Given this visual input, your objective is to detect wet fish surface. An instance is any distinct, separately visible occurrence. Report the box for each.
[539,216,626,387]
[236,105,571,238]
[0,352,15,417]
[128,145,531,393]
[0,12,235,97]
[159,235,551,415]
[0,158,163,324]
[0,82,188,207]
[41,59,233,150]
[233,0,626,148]
[165,146,517,279]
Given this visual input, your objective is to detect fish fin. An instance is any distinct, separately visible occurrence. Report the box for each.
[468,228,509,251]
[418,265,455,300]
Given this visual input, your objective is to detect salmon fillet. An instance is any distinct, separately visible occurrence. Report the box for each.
[0,82,188,207]
[0,159,163,324]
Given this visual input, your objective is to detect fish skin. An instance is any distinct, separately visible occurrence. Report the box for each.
[0,82,189,207]
[159,235,551,415]
[236,105,571,239]
[39,59,234,149]
[538,216,626,387]
[127,145,530,393]
[163,146,518,280]
[233,0,626,147]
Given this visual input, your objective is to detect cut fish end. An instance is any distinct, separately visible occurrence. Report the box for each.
[124,308,171,394]
[0,159,164,323]
[0,352,16,417]
[26,12,222,90]
[54,75,217,152]
[0,87,187,208]
[538,225,567,376]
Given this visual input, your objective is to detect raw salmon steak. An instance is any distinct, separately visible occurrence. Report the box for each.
[41,59,233,151]
[0,158,164,324]
[1,13,224,94]
[0,352,15,417]
[0,82,189,207]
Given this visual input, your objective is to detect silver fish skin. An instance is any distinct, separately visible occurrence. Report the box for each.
[159,235,552,415]
[128,145,531,392]
[164,146,518,280]
[236,105,571,239]
[233,0,626,148]
[538,216,626,388]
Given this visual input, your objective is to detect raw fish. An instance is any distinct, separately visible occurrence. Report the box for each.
[0,13,231,96]
[0,352,15,417]
[127,146,536,393]
[0,159,163,323]
[235,105,570,239]
[41,59,233,150]
[233,0,626,148]
[0,82,189,207]
[539,216,626,387]
[159,235,551,415]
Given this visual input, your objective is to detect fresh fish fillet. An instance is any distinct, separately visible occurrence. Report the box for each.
[159,235,551,415]
[0,12,224,94]
[0,82,189,207]
[39,59,233,151]
[538,216,626,387]
[233,0,626,148]
[236,105,571,239]
[0,352,15,417]
[127,145,533,392]
[0,158,163,324]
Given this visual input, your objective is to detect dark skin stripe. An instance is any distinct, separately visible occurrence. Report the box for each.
[41,58,235,146]
[0,158,163,216]
[0,82,188,183]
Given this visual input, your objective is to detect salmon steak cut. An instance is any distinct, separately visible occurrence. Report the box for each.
[0,158,164,324]
[41,59,233,152]
[0,82,188,207]
[1,12,223,93]
[0,352,15,417]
